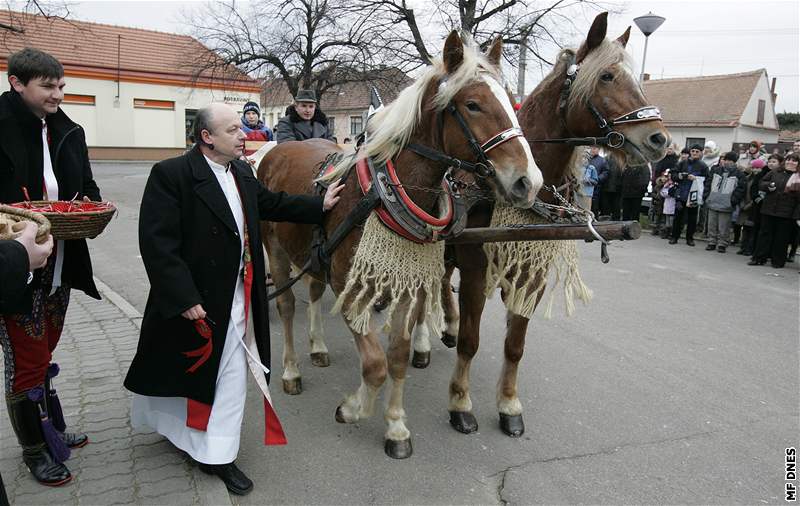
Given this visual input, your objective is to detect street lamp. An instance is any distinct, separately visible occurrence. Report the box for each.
[634,12,666,82]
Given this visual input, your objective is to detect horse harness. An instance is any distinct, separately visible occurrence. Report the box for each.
[267,97,525,300]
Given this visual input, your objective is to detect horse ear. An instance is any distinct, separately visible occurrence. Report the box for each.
[616,26,631,48]
[443,30,465,74]
[486,37,503,67]
[576,11,608,63]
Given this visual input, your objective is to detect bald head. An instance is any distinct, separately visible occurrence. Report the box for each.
[193,103,246,164]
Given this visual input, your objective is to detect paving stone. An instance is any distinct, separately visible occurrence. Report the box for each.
[78,486,136,506]
[77,471,133,495]
[136,462,192,484]
[138,479,195,500]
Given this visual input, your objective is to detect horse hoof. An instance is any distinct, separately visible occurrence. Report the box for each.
[310,352,330,367]
[335,406,346,424]
[499,413,525,437]
[282,378,302,395]
[384,438,413,459]
[411,351,430,368]
[449,411,478,434]
[441,333,457,348]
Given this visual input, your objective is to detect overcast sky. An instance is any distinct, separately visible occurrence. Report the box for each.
[66,0,799,112]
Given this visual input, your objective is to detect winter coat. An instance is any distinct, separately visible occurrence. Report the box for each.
[0,90,102,313]
[736,150,768,172]
[580,162,599,198]
[0,240,29,312]
[601,156,623,193]
[241,118,273,142]
[671,158,709,202]
[588,154,608,192]
[276,105,334,144]
[653,153,678,181]
[737,167,769,226]
[759,169,800,219]
[703,164,746,212]
[621,164,650,198]
[659,180,676,215]
[652,175,669,215]
[124,145,325,405]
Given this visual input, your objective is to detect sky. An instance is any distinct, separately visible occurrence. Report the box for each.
[62,0,800,112]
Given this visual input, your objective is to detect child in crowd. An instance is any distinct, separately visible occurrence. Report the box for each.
[659,170,676,239]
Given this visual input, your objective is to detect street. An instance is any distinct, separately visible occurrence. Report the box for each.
[15,161,800,504]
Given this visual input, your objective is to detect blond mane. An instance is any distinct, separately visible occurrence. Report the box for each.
[324,36,500,180]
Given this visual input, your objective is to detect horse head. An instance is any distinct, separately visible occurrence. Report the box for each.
[522,12,670,169]
[363,31,542,209]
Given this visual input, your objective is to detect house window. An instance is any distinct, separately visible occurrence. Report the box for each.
[328,117,335,136]
[757,99,766,125]
[134,99,175,110]
[350,115,363,136]
[685,137,705,150]
[63,94,95,105]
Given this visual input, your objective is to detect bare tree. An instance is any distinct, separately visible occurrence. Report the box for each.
[1,0,72,34]
[183,0,404,102]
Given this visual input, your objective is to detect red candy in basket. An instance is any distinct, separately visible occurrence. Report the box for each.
[9,199,116,240]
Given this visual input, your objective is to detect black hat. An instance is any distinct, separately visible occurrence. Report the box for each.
[722,152,739,162]
[689,144,703,151]
[294,89,317,103]
[680,147,690,154]
[243,101,260,116]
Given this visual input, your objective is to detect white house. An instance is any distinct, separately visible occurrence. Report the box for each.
[643,69,780,151]
[0,10,261,160]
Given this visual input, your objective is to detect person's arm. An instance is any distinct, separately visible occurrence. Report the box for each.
[138,162,202,319]
[275,118,294,144]
[731,173,747,206]
[0,240,29,309]
[265,126,274,142]
[759,170,774,191]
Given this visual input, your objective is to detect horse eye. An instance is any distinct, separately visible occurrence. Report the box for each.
[600,72,614,82]
[465,101,481,113]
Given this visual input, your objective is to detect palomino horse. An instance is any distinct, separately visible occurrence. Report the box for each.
[258,32,542,458]
[440,12,670,437]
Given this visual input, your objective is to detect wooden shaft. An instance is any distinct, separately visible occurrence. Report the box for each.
[445,220,641,245]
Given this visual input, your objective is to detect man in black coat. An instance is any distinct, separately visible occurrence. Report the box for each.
[275,89,334,143]
[0,48,100,487]
[124,103,342,495]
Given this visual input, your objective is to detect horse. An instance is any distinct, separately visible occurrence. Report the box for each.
[257,31,542,458]
[439,11,671,438]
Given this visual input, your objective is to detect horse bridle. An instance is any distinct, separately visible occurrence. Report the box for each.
[532,52,662,149]
[406,78,524,180]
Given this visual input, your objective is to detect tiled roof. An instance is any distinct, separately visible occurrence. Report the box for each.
[262,68,412,112]
[0,9,258,91]
[642,70,764,128]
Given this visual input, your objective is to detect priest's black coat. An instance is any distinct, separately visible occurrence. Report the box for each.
[124,145,324,405]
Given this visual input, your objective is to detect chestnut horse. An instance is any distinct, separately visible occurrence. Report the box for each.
[258,32,542,458]
[439,12,671,437]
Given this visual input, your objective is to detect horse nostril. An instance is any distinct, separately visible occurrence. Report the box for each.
[649,132,667,148]
[511,176,533,199]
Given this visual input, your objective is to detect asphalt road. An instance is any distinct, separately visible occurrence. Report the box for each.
[88,162,798,505]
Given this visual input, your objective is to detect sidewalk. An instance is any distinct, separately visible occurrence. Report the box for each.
[0,282,231,506]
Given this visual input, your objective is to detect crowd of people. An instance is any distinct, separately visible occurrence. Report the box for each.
[581,139,800,269]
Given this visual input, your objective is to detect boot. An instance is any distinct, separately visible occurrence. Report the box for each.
[45,364,88,449]
[6,390,72,486]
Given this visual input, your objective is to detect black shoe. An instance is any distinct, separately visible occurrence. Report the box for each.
[717,246,726,253]
[686,240,695,246]
[705,244,716,251]
[747,259,765,266]
[668,238,678,244]
[23,447,72,487]
[199,462,253,495]
[61,432,88,449]
[770,262,785,269]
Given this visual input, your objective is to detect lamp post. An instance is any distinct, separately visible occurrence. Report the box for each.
[634,12,666,82]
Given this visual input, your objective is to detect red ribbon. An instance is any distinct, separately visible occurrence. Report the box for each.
[183,318,213,373]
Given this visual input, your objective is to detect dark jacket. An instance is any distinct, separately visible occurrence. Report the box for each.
[737,167,769,226]
[0,240,29,312]
[703,164,746,212]
[601,156,623,193]
[653,152,678,182]
[124,145,325,405]
[759,169,800,218]
[671,158,709,202]
[0,90,101,313]
[241,117,273,142]
[275,105,334,144]
[621,164,650,198]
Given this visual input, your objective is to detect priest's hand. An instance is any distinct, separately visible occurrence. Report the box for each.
[182,304,207,320]
[323,179,344,211]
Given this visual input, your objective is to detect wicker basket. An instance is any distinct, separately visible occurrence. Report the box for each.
[8,201,115,241]
[0,204,51,244]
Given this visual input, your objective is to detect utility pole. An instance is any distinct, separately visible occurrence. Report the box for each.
[517,35,527,100]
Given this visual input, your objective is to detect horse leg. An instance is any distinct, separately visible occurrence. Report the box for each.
[384,296,416,458]
[305,276,330,367]
[410,307,431,369]
[264,234,303,395]
[448,267,486,434]
[497,312,531,437]
[440,263,459,348]
[335,325,387,424]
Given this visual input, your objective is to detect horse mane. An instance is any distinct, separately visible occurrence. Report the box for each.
[324,35,499,180]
